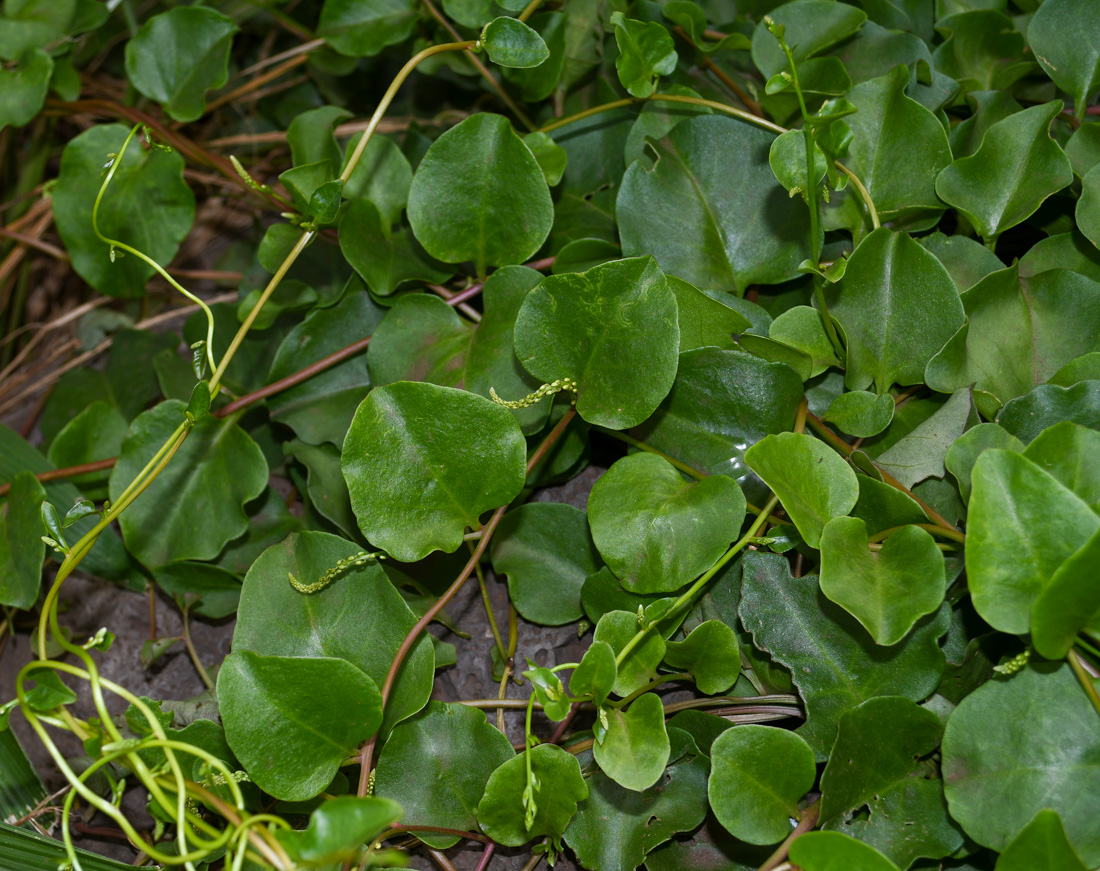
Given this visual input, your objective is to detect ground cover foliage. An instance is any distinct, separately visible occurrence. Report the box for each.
[0,0,1099,869]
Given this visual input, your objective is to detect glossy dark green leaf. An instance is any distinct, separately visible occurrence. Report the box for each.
[218,651,381,801]
[476,743,588,852]
[709,724,816,845]
[610,12,677,98]
[593,693,669,791]
[824,229,964,394]
[745,432,859,549]
[277,796,402,865]
[874,387,974,489]
[408,114,553,274]
[570,640,616,706]
[233,531,434,736]
[935,102,1073,243]
[490,502,600,626]
[994,809,1089,871]
[819,519,945,646]
[0,472,46,609]
[588,453,744,594]
[110,401,268,568]
[287,106,351,172]
[617,116,810,295]
[318,0,419,57]
[53,125,194,298]
[825,391,894,438]
[837,65,951,231]
[966,449,1099,634]
[514,256,679,429]
[343,382,526,561]
[998,381,1100,444]
[500,11,567,101]
[124,7,238,122]
[153,561,241,620]
[750,1,867,79]
[932,10,1031,95]
[342,133,412,231]
[921,232,1005,292]
[664,620,742,694]
[374,701,514,848]
[1022,421,1100,507]
[565,728,709,871]
[339,198,453,296]
[944,422,1024,502]
[636,348,804,499]
[1030,526,1100,659]
[766,306,841,378]
[367,267,548,432]
[926,266,1100,418]
[739,552,948,757]
[789,831,899,871]
[669,277,750,352]
[820,697,962,867]
[593,610,665,697]
[851,475,928,537]
[0,48,51,130]
[1028,0,1100,121]
[942,663,1100,865]
[285,440,357,538]
[482,17,549,69]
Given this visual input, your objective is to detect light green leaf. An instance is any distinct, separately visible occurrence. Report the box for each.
[0,48,52,130]
[408,114,553,274]
[476,744,588,852]
[53,125,195,298]
[994,809,1089,871]
[617,116,811,295]
[522,131,567,186]
[339,198,452,296]
[609,12,677,98]
[594,693,670,791]
[740,552,949,757]
[218,651,382,801]
[1022,421,1100,507]
[767,306,841,378]
[708,724,816,845]
[789,831,900,871]
[374,701,514,848]
[820,697,961,869]
[998,381,1100,444]
[966,449,1099,634]
[744,432,859,549]
[824,391,895,438]
[570,640,617,706]
[669,277,751,352]
[490,502,602,626]
[663,620,742,694]
[318,0,419,57]
[921,232,1005,292]
[514,256,679,429]
[500,11,567,102]
[0,472,46,610]
[277,797,402,865]
[342,381,526,562]
[482,17,549,69]
[1030,527,1100,659]
[110,401,268,568]
[232,531,434,737]
[1027,0,1100,121]
[935,101,1073,242]
[942,663,1100,865]
[824,228,964,394]
[819,518,945,645]
[944,422,1024,502]
[588,453,744,594]
[124,7,238,122]
[593,610,666,698]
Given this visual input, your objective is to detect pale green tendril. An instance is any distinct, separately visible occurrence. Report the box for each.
[490,378,578,409]
[93,124,220,377]
[289,551,385,593]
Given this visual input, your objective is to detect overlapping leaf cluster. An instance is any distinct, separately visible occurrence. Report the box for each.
[1,0,1100,869]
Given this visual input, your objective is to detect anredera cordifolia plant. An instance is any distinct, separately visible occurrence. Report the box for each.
[1,0,1100,870]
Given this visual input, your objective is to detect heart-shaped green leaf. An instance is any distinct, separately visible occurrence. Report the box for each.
[609,12,677,98]
[482,17,549,69]
[593,610,666,698]
[407,114,553,274]
[342,381,527,562]
[588,453,745,594]
[514,256,679,429]
[935,101,1073,243]
[218,651,382,801]
[965,449,1099,634]
[233,532,433,735]
[745,432,859,549]
[942,663,1100,865]
[594,692,670,791]
[374,701,514,847]
[663,620,741,694]
[708,724,816,845]
[124,7,238,122]
[825,391,895,438]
